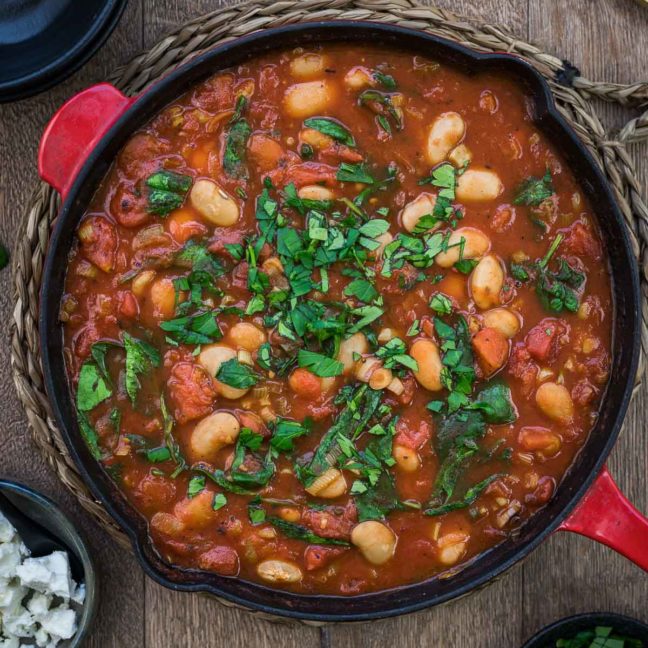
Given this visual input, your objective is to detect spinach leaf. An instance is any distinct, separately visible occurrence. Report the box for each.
[146,170,192,216]
[159,311,222,345]
[425,473,501,516]
[76,362,111,412]
[216,358,260,388]
[122,332,161,405]
[372,70,397,90]
[336,162,374,184]
[160,394,186,478]
[270,418,312,452]
[187,475,206,498]
[268,517,350,546]
[297,349,344,377]
[223,95,251,178]
[303,117,355,147]
[354,470,401,522]
[358,89,404,131]
[468,381,517,424]
[513,169,554,206]
[76,410,102,460]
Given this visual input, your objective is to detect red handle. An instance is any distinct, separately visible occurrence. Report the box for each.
[558,466,648,571]
[38,83,133,200]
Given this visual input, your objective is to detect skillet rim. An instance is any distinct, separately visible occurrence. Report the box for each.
[38,20,641,622]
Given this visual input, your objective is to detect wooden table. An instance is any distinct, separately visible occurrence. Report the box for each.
[1,1,646,646]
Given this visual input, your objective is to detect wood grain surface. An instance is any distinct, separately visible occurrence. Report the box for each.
[0,1,646,646]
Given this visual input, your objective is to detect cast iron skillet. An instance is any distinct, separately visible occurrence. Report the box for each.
[37,21,645,622]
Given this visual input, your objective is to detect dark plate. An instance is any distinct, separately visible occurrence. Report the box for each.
[522,613,648,647]
[0,0,128,102]
[0,479,98,646]
[38,21,641,621]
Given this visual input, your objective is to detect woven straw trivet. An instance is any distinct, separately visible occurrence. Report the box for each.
[10,0,648,549]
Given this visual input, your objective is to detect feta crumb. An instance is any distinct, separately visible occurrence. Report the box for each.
[0,543,22,580]
[0,513,15,544]
[27,593,52,620]
[16,552,74,600]
[71,583,85,606]
[0,582,26,612]
[0,509,85,647]
[0,635,19,648]
[2,606,34,638]
[39,607,76,641]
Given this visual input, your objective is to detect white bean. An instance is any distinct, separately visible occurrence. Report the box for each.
[393,444,420,472]
[351,521,397,565]
[470,254,505,310]
[434,227,490,268]
[400,193,438,233]
[298,185,334,201]
[344,66,374,90]
[198,344,249,400]
[191,411,240,461]
[284,80,336,119]
[482,308,521,339]
[257,560,303,584]
[337,333,368,375]
[535,382,574,424]
[190,179,240,226]
[448,144,472,168]
[289,53,329,79]
[455,168,504,203]
[227,322,266,352]
[426,112,466,166]
[410,339,443,391]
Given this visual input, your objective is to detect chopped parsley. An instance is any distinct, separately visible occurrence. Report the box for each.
[303,117,355,147]
[216,358,260,388]
[513,169,554,206]
[223,95,251,178]
[146,170,192,216]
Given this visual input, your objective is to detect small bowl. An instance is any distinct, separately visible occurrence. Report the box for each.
[0,479,97,647]
[522,612,648,647]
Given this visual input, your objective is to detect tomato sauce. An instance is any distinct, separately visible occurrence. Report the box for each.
[60,44,612,594]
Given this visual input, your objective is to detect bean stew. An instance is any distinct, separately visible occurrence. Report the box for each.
[60,44,612,594]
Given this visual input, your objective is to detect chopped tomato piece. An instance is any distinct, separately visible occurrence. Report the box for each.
[394,418,432,450]
[288,368,322,398]
[198,546,240,576]
[301,502,357,540]
[284,162,338,188]
[304,546,346,571]
[525,318,564,362]
[167,362,217,424]
[77,216,117,273]
[563,220,602,261]
[118,291,139,318]
[472,327,509,375]
[508,344,538,396]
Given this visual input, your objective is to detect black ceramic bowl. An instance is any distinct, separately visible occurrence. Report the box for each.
[522,613,648,647]
[37,22,642,621]
[0,479,98,646]
[0,0,128,102]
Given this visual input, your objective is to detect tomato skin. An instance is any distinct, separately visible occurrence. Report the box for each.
[167,362,217,424]
[198,546,240,576]
[288,368,322,398]
[304,546,346,571]
[525,318,566,362]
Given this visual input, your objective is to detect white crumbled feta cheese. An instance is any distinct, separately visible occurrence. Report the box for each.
[0,513,15,544]
[26,593,52,620]
[0,509,84,647]
[0,634,19,648]
[2,606,34,638]
[0,582,26,612]
[0,542,22,580]
[71,583,85,606]
[39,607,76,641]
[35,627,50,647]
[16,552,74,600]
